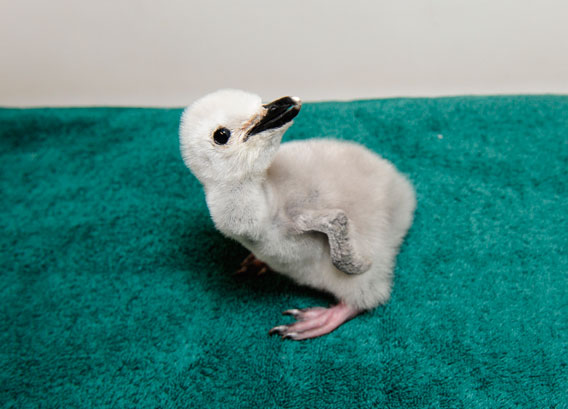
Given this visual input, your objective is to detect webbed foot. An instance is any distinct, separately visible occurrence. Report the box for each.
[269,302,360,340]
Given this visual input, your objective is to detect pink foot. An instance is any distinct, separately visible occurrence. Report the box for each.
[269,302,361,340]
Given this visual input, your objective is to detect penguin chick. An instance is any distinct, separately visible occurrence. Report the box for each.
[180,89,416,340]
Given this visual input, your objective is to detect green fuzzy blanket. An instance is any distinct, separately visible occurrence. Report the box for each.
[1,96,566,408]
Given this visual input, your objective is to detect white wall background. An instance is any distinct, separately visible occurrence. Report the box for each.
[1,0,567,107]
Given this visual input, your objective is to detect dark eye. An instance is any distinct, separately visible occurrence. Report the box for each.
[213,127,231,145]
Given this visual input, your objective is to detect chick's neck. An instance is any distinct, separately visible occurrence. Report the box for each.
[205,173,272,242]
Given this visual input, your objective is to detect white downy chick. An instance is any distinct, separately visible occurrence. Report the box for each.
[180,89,416,340]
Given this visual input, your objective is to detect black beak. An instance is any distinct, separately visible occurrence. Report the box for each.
[247,96,301,138]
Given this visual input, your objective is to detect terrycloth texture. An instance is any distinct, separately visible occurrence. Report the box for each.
[1,96,566,408]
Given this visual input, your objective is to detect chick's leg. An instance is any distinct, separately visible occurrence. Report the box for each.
[269,302,361,340]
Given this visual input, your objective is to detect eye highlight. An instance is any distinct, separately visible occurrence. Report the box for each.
[213,127,231,145]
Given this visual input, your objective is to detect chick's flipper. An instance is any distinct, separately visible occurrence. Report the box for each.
[291,208,372,275]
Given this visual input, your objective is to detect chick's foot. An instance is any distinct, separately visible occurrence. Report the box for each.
[269,302,360,340]
[234,253,270,276]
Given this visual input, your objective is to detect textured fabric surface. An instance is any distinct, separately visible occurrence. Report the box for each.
[1,96,566,408]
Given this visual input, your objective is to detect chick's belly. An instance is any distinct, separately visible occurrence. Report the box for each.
[259,232,328,281]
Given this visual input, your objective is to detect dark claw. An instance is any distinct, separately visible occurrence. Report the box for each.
[282,309,301,318]
[240,253,255,267]
[233,267,247,275]
[268,325,287,336]
[282,332,297,341]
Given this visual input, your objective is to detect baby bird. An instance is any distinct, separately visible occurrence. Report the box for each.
[179,89,416,340]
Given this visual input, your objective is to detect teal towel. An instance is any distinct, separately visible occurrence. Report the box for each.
[1,96,566,408]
